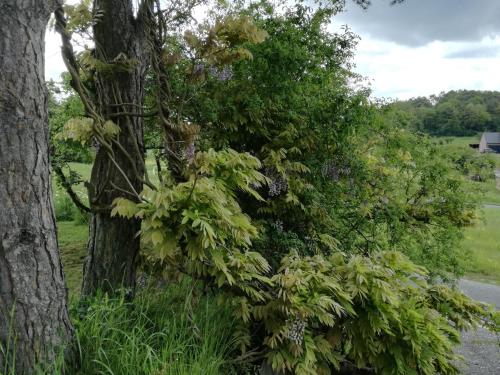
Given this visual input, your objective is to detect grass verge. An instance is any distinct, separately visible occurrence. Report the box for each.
[54,221,237,375]
[58,221,88,296]
[463,207,500,285]
[71,284,236,375]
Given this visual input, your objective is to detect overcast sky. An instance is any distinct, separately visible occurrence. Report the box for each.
[45,0,500,99]
[333,0,500,99]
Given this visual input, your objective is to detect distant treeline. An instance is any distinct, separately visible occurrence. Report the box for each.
[388,90,500,136]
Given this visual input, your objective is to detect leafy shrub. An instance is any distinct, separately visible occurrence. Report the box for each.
[54,192,89,224]
[48,78,93,164]
[54,194,76,222]
[441,142,496,182]
[112,148,499,375]
[72,208,90,225]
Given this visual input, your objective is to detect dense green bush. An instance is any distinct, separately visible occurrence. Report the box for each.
[54,194,78,222]
[112,147,498,375]
[48,79,93,164]
[159,4,480,279]
[440,141,496,181]
[54,193,89,224]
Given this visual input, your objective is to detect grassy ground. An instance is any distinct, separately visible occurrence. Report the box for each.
[462,207,500,285]
[54,221,236,375]
[437,137,500,283]
[482,178,500,205]
[57,221,87,296]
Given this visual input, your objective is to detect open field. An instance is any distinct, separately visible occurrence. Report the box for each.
[57,221,87,296]
[462,207,500,284]
[482,178,500,205]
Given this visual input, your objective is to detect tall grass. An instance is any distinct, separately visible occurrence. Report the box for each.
[2,220,236,375]
[70,282,236,375]
[0,307,17,375]
[3,282,236,375]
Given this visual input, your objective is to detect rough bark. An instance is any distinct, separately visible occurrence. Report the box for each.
[81,0,150,296]
[0,1,74,373]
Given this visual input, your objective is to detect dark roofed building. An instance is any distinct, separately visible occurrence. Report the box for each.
[479,132,500,153]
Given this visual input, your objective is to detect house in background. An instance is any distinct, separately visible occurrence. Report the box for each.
[479,132,500,153]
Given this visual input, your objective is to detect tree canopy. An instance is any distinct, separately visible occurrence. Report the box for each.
[389,90,500,136]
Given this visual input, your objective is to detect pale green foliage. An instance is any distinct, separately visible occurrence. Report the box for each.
[57,117,120,145]
[184,15,268,65]
[57,117,94,145]
[61,0,93,34]
[102,120,121,139]
[80,50,140,76]
[213,15,269,46]
[112,148,270,289]
[255,252,352,374]
[337,252,475,375]
[112,149,498,375]
[252,251,497,375]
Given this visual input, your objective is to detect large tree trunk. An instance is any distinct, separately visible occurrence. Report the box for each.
[0,1,74,373]
[81,0,150,297]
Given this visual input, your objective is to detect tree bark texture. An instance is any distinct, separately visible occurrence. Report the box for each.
[81,0,150,296]
[0,1,74,373]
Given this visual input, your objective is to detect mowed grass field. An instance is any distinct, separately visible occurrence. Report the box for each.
[58,221,87,296]
[441,136,500,283]
[462,207,500,284]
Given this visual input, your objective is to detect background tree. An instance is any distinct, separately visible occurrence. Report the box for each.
[0,0,73,373]
[390,90,500,136]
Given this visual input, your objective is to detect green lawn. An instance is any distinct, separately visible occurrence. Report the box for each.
[54,220,234,375]
[58,221,88,296]
[482,178,500,205]
[462,207,500,284]
[438,135,479,147]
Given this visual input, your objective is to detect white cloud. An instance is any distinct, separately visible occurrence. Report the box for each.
[45,28,65,82]
[44,1,500,100]
[350,35,500,99]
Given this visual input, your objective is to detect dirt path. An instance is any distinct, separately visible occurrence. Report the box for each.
[456,280,500,375]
